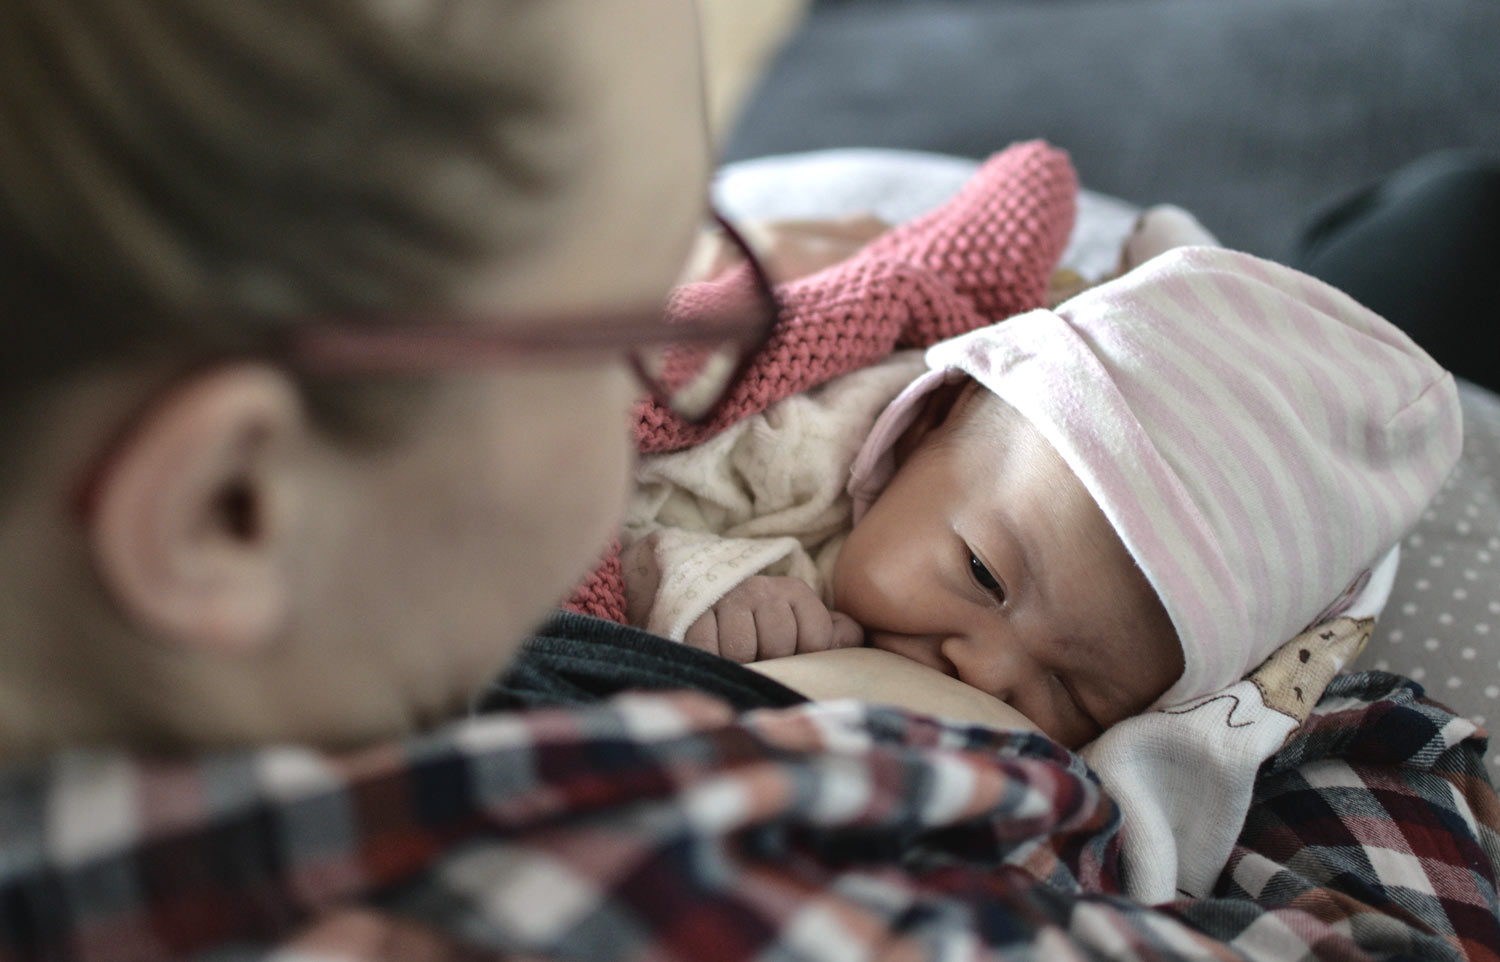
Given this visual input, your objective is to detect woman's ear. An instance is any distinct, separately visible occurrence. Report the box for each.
[891,378,980,465]
[86,364,308,657]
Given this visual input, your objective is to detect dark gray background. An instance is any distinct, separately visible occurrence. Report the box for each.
[724,0,1500,259]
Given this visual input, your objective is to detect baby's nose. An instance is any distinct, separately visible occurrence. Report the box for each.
[938,635,1032,704]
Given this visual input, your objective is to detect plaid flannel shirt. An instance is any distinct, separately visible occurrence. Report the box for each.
[2,671,1497,961]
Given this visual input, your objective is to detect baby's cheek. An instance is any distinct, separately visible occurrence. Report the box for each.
[829,523,895,621]
[827,540,860,615]
[828,543,876,618]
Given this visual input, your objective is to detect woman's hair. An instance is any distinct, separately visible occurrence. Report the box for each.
[0,0,580,455]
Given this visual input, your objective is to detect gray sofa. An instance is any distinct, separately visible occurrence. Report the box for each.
[726,0,1500,259]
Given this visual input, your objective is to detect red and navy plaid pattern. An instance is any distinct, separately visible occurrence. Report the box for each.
[1,672,1495,961]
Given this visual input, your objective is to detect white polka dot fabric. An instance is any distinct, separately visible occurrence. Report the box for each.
[717,148,1500,782]
[1354,380,1500,781]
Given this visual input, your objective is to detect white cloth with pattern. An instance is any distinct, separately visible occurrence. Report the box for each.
[621,352,925,639]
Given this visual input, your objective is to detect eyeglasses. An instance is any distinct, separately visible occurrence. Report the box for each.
[70,209,780,523]
[283,211,780,424]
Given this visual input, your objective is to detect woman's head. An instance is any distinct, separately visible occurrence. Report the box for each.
[0,0,714,753]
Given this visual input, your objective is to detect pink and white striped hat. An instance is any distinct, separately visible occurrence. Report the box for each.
[849,246,1462,707]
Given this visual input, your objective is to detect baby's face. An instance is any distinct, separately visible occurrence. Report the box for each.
[832,386,1183,748]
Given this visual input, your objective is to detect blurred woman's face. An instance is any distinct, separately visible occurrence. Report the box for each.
[291,0,712,732]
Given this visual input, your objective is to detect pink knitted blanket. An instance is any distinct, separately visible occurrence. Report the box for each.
[566,140,1078,623]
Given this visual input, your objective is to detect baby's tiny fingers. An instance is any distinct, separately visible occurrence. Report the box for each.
[779,588,831,654]
[715,605,760,663]
[753,600,800,660]
[683,610,722,655]
[828,612,865,650]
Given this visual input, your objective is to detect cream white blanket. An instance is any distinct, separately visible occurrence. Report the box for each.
[621,351,925,639]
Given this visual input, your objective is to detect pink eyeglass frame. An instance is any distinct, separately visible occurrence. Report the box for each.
[284,212,779,406]
[70,212,781,521]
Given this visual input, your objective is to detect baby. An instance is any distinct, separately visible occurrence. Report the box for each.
[621,243,1462,749]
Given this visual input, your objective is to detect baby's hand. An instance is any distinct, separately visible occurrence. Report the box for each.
[684,576,864,663]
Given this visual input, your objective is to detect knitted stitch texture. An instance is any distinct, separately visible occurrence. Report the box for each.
[565,141,1077,622]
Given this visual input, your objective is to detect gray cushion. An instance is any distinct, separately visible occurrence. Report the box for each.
[1356,380,1500,780]
[727,0,1500,260]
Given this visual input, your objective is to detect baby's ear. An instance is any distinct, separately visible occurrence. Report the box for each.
[891,379,978,465]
